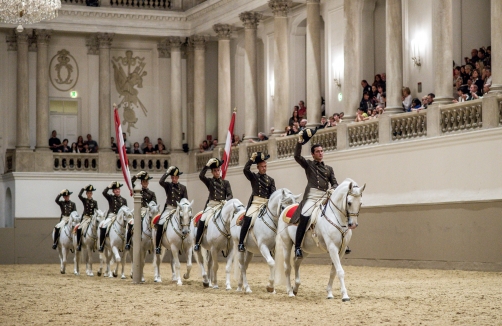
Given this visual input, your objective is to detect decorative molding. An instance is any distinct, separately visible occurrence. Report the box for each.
[85,35,99,55]
[186,0,235,20]
[58,8,188,22]
[49,49,80,92]
[213,23,233,40]
[35,29,53,45]
[28,33,38,52]
[239,11,263,29]
[157,40,171,58]
[15,30,30,44]
[97,33,114,49]
[189,35,207,50]
[168,36,183,50]
[269,0,293,17]
[306,0,321,3]
[6,29,17,51]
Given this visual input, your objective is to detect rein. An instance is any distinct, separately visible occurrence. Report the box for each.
[169,204,193,252]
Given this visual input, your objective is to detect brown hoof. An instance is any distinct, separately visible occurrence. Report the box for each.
[60,271,65,274]
[203,282,209,288]
[112,272,118,278]
[266,286,274,293]
[293,290,298,296]
[97,271,102,277]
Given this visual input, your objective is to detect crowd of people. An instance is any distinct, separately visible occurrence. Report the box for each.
[453,46,492,102]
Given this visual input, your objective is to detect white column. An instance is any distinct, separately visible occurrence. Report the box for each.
[490,0,502,93]
[213,24,233,144]
[185,40,195,150]
[306,0,322,126]
[385,0,404,114]
[239,11,262,140]
[97,33,114,152]
[35,29,52,151]
[269,0,292,135]
[16,30,30,149]
[192,35,206,150]
[169,37,183,152]
[342,0,363,120]
[432,0,453,103]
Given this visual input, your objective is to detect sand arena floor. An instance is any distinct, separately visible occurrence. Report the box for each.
[0,260,501,326]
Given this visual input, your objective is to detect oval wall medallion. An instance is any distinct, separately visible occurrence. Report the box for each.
[49,49,79,92]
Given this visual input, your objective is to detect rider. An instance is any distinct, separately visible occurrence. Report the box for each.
[52,189,77,249]
[125,171,157,250]
[238,152,276,252]
[156,166,188,254]
[292,128,338,259]
[194,158,233,252]
[99,181,128,252]
[76,185,98,251]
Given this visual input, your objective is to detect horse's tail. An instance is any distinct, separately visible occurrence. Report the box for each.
[274,221,287,287]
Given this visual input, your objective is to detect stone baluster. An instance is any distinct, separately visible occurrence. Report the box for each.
[97,33,114,152]
[169,36,183,152]
[306,0,322,126]
[385,0,404,114]
[16,30,30,150]
[35,29,52,151]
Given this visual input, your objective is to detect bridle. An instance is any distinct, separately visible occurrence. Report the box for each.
[325,187,362,227]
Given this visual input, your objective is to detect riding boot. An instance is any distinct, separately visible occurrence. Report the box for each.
[155,224,163,254]
[52,227,60,250]
[124,226,132,250]
[238,216,252,252]
[193,219,205,252]
[295,215,310,259]
[98,227,106,252]
[76,228,82,251]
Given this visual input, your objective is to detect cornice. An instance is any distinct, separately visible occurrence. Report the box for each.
[58,5,188,22]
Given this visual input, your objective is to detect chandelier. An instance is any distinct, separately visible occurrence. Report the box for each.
[0,0,61,26]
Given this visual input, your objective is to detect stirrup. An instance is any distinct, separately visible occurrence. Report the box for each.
[345,247,351,255]
[194,244,200,252]
[238,244,246,252]
[77,245,81,251]
[125,244,131,250]
[295,248,303,259]
[52,243,58,250]
[155,247,161,255]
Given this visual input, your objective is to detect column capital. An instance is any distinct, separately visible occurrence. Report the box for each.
[167,36,183,50]
[97,32,114,49]
[16,30,30,44]
[190,35,207,50]
[269,0,293,17]
[213,23,234,40]
[35,29,53,45]
[6,30,17,51]
[28,33,38,52]
[239,11,263,29]
[85,35,99,55]
[157,39,170,58]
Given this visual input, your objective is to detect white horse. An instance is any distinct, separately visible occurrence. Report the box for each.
[153,198,194,285]
[53,211,80,274]
[98,206,134,279]
[191,199,246,290]
[276,179,365,301]
[231,188,301,294]
[126,201,159,282]
[73,209,106,276]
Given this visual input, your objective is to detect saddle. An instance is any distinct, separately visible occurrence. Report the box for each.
[236,204,266,230]
[193,211,203,227]
[282,204,299,224]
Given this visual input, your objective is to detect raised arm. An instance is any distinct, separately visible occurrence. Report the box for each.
[294,143,309,169]
[243,159,255,181]
[78,188,85,204]
[55,193,63,206]
[199,166,211,189]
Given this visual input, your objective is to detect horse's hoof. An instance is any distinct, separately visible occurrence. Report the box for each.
[183,273,189,280]
[112,272,118,278]
[60,271,65,274]
[293,290,298,296]
[226,287,232,291]
[236,287,242,292]
[155,278,162,283]
[342,298,350,302]
[121,275,127,279]
[266,286,274,293]
[88,273,94,277]
[177,282,183,286]
[213,285,219,289]
[288,293,295,297]
[327,296,334,300]
[97,271,102,277]
[245,288,252,294]
[203,282,209,288]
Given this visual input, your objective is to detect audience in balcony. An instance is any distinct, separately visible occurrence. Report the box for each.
[122,133,131,153]
[82,143,92,153]
[360,92,373,113]
[76,135,85,152]
[143,142,156,154]
[111,137,118,153]
[249,132,269,143]
[470,84,482,99]
[57,139,71,153]
[156,143,167,154]
[141,136,150,150]
[453,86,470,103]
[154,138,165,152]
[361,80,372,99]
[483,67,492,87]
[49,130,62,152]
[402,87,412,112]
[411,98,422,110]
[318,116,329,129]
[70,142,79,153]
[355,108,369,122]
[85,134,99,153]
[298,101,307,119]
[299,119,307,131]
[132,142,143,154]
[472,70,484,92]
[232,134,242,146]
[421,93,435,109]
[372,74,383,88]
[289,107,300,126]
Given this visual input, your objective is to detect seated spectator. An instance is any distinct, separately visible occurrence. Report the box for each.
[463,65,473,84]
[111,137,118,153]
[470,84,481,99]
[250,132,269,143]
[483,67,492,87]
[318,116,329,129]
[453,86,470,103]
[82,143,92,153]
[370,85,379,106]
[141,136,150,151]
[58,139,71,153]
[380,73,387,90]
[360,92,373,113]
[372,74,382,87]
[288,124,299,135]
[298,101,307,119]
[402,87,412,112]
[122,133,131,153]
[299,119,307,131]
[49,130,62,152]
[361,80,372,98]
[156,143,167,154]
[375,106,385,117]
[70,142,79,153]
[232,134,241,146]
[471,70,484,92]
[421,93,435,109]
[76,135,85,152]
[132,142,143,154]
[143,142,156,154]
[475,61,484,74]
[327,116,335,127]
[199,140,209,152]
[483,84,490,96]
[355,108,369,122]
[333,113,341,126]
[154,138,165,152]
[85,134,99,153]
[208,139,218,151]
[411,98,422,110]
[289,107,300,126]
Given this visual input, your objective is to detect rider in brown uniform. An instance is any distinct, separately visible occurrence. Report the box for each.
[76,185,98,251]
[155,166,188,254]
[125,171,157,250]
[99,181,128,252]
[194,158,233,251]
[52,189,77,249]
[238,152,276,252]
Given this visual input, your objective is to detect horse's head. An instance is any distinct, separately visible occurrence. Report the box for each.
[176,199,194,236]
[70,211,80,225]
[148,201,160,217]
[271,188,302,217]
[94,209,106,225]
[232,199,246,219]
[118,205,134,225]
[333,179,365,229]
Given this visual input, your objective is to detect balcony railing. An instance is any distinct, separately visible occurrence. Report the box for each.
[391,111,427,141]
[196,151,213,172]
[247,141,269,158]
[348,120,379,147]
[440,99,483,134]
[117,154,170,173]
[54,153,99,172]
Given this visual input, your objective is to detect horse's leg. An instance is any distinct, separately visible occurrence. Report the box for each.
[236,250,244,292]
[282,236,294,297]
[224,246,234,291]
[210,247,219,289]
[140,247,146,283]
[326,263,337,299]
[58,246,65,274]
[183,242,192,281]
[194,249,209,287]
[74,249,80,276]
[120,250,127,279]
[293,252,307,296]
[327,244,349,301]
[170,243,182,285]
[259,243,276,294]
[86,245,94,276]
[242,251,254,294]
[154,252,162,283]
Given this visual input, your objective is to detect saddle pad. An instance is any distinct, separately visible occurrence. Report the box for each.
[193,211,203,227]
[282,203,299,224]
[235,212,246,226]
[152,214,161,226]
[73,224,80,234]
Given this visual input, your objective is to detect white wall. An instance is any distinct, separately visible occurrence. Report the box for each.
[205,41,218,141]
[459,0,491,63]
[373,0,386,75]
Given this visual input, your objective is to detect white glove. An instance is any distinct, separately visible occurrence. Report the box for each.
[166,166,175,174]
[108,182,115,188]
[135,171,143,178]
[206,158,217,167]
[298,130,304,144]
[60,189,66,195]
[250,152,257,162]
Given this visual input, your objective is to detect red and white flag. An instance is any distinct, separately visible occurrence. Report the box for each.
[221,111,236,180]
[114,106,133,196]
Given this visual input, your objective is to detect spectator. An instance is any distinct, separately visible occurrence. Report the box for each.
[333,113,341,126]
[463,65,473,84]
[208,139,218,151]
[318,116,329,129]
[483,84,490,96]
[376,85,385,108]
[475,61,484,74]
[141,136,150,151]
[143,142,156,154]
[156,143,167,154]
[453,86,470,103]
[199,140,210,152]
[375,106,385,117]
[288,124,299,135]
[339,112,345,121]
[380,93,386,109]
[471,70,484,93]
[380,73,387,89]
[370,85,379,106]
[411,98,422,110]
[132,142,143,154]
[289,107,300,126]
[49,130,62,152]
[453,66,462,87]
[470,84,481,99]
[298,101,307,119]
[154,138,165,152]
[372,74,382,87]
[76,135,85,152]
[470,49,479,64]
[232,134,241,146]
[82,143,92,153]
[359,92,373,113]
[85,134,99,153]
[355,108,369,122]
[111,137,118,153]
[250,132,268,143]
[299,119,307,131]
[70,142,80,153]
[59,139,71,153]
[483,67,492,87]
[402,87,412,112]
[361,80,372,98]
[122,133,131,153]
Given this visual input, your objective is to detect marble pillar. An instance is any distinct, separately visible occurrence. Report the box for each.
[269,0,292,135]
[490,0,502,93]
[35,29,52,151]
[192,35,206,150]
[97,33,114,152]
[16,30,30,149]
[239,11,262,140]
[213,24,233,144]
[306,0,322,126]
[185,40,195,151]
[432,0,453,103]
[385,0,404,114]
[169,37,183,152]
[343,0,363,120]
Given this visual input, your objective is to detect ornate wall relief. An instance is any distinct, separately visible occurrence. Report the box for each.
[112,50,148,135]
[49,49,79,91]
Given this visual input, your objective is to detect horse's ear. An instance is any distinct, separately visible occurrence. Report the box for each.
[190,200,194,207]
[176,201,180,207]
[295,193,302,200]
[348,182,353,191]
[360,183,366,193]
[282,189,285,196]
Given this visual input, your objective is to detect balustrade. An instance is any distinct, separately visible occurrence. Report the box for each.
[311,127,337,151]
[246,141,269,158]
[117,154,169,173]
[276,135,297,159]
[348,120,379,147]
[109,0,171,9]
[229,146,239,167]
[391,111,427,141]
[440,100,482,134]
[196,152,213,172]
[53,153,98,172]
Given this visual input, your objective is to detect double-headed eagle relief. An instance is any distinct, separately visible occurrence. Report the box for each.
[112,50,148,135]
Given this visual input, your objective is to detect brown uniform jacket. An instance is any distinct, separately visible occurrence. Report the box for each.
[55,194,77,221]
[131,176,157,207]
[78,189,98,216]
[102,188,128,215]
[243,159,276,208]
[199,166,233,208]
[159,173,188,207]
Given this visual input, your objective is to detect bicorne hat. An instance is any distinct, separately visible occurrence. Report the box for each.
[253,152,270,164]
[298,128,318,145]
[110,181,123,189]
[84,185,96,192]
[208,158,224,169]
[168,167,183,176]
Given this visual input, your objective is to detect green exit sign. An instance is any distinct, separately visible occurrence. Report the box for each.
[70,91,78,98]
[338,93,343,102]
